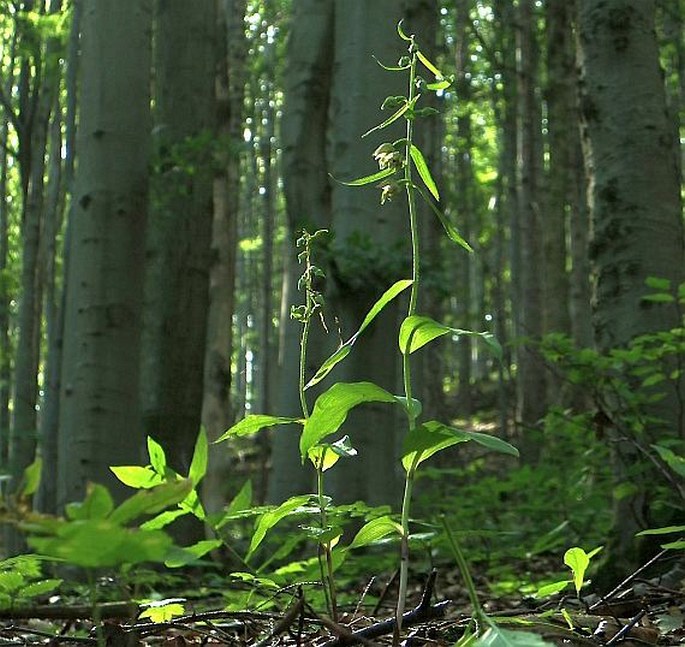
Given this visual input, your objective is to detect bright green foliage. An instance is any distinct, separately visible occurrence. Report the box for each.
[0,555,61,610]
[139,599,186,622]
[474,626,555,647]
[564,546,602,594]
[349,515,403,549]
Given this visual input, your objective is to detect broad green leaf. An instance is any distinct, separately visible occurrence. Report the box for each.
[140,508,188,530]
[394,396,422,419]
[362,96,419,138]
[20,457,42,497]
[215,415,300,443]
[338,166,397,187]
[248,495,312,559]
[109,479,193,525]
[564,547,592,594]
[225,479,253,517]
[65,483,114,521]
[28,521,173,568]
[140,601,185,622]
[652,444,685,478]
[475,626,555,646]
[535,580,570,597]
[306,280,413,389]
[349,516,402,549]
[110,465,163,490]
[410,144,439,201]
[165,539,223,568]
[637,525,685,536]
[18,578,62,599]
[299,382,397,460]
[308,435,358,471]
[417,50,443,78]
[188,427,208,486]
[399,315,451,355]
[645,276,671,291]
[460,430,519,457]
[415,185,473,251]
[147,437,167,476]
[402,421,469,472]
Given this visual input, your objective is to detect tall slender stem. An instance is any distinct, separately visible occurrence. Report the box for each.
[396,38,420,640]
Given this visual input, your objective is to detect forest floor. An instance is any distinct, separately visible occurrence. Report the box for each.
[0,556,683,647]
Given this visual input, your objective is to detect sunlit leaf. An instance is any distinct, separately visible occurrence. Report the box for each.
[399,315,451,355]
[401,421,469,472]
[110,465,163,490]
[299,383,397,460]
[563,546,601,594]
[147,437,167,476]
[188,427,208,486]
[307,280,413,389]
[535,580,570,597]
[248,495,313,559]
[417,50,443,78]
[65,483,114,521]
[18,578,62,599]
[140,508,188,531]
[427,79,451,91]
[215,415,301,443]
[308,435,358,472]
[140,602,186,623]
[410,144,439,200]
[362,96,419,138]
[349,516,402,549]
[20,457,42,498]
[109,479,193,525]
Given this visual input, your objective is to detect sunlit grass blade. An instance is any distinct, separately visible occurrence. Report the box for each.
[306,279,413,389]
[410,144,439,200]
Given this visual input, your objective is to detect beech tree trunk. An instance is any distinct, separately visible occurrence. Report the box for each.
[58,0,152,507]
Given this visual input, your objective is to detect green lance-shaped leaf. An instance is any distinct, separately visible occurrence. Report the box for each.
[397,20,413,42]
[349,515,403,549]
[410,144,439,201]
[188,427,208,486]
[147,437,167,477]
[426,79,451,91]
[475,626,556,647]
[215,414,301,443]
[306,279,413,389]
[299,382,397,461]
[164,539,223,568]
[401,421,470,473]
[637,525,685,536]
[417,50,443,79]
[399,315,451,355]
[109,478,193,525]
[247,494,313,559]
[19,457,42,498]
[338,166,397,187]
[535,580,571,598]
[110,465,163,490]
[415,185,473,251]
[362,95,420,138]
[564,546,602,594]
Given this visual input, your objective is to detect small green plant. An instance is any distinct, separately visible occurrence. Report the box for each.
[0,554,61,610]
[535,546,603,598]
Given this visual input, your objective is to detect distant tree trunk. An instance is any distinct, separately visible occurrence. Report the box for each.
[11,0,63,496]
[141,0,215,492]
[58,0,152,506]
[267,0,334,503]
[202,0,246,515]
[577,0,685,580]
[515,0,546,461]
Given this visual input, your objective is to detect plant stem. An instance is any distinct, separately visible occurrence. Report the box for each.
[396,38,420,640]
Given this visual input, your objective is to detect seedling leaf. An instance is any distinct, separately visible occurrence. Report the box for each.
[300,382,397,460]
[248,495,312,559]
[535,580,570,597]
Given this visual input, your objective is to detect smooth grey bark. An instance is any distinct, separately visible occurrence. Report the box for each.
[11,1,63,510]
[58,0,152,507]
[577,0,685,578]
[141,0,215,490]
[515,0,547,461]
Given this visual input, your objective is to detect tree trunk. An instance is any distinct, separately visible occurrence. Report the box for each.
[58,0,152,507]
[577,0,685,580]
